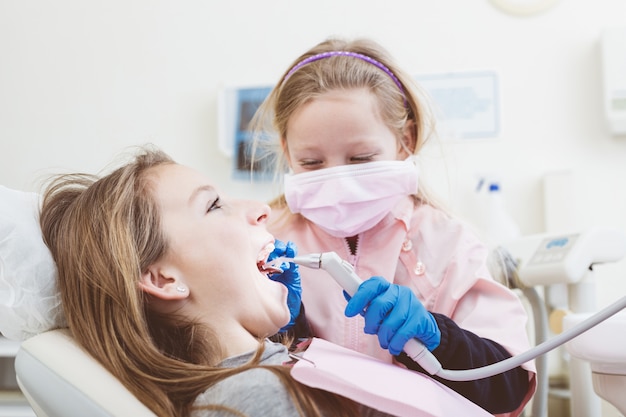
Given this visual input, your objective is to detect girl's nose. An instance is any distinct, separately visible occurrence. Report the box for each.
[246,201,271,225]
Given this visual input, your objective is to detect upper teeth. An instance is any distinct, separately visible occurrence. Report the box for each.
[258,242,275,263]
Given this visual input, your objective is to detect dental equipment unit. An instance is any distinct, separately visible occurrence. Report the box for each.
[502,228,626,417]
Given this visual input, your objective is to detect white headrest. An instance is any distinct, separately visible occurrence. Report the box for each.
[16,329,157,417]
[0,185,67,340]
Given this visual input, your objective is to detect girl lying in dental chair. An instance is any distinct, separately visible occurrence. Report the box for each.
[36,146,358,417]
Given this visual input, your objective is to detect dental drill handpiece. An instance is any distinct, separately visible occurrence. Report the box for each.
[282,252,626,382]
[289,251,443,375]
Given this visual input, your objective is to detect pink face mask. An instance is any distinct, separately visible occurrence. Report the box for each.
[283,157,419,238]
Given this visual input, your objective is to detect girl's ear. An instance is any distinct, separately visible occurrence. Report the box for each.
[399,119,417,156]
[139,266,189,301]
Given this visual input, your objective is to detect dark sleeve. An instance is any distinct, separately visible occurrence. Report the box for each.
[286,304,314,339]
[396,313,530,414]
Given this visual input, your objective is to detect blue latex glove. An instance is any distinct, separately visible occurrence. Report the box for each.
[344,276,441,353]
[268,240,301,331]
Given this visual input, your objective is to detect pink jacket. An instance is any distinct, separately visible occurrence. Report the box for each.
[269,196,536,416]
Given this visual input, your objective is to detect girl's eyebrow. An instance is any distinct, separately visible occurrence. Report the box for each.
[188,185,216,205]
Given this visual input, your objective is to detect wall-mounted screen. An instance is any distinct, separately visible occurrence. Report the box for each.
[218,85,273,181]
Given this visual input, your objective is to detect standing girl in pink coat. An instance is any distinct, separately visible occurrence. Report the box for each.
[251,37,536,416]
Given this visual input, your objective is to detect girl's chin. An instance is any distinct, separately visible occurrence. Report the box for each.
[278,315,291,331]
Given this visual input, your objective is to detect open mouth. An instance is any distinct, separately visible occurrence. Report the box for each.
[257,242,282,275]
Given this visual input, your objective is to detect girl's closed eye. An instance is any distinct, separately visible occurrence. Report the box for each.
[350,153,377,163]
[298,159,323,169]
[207,196,222,213]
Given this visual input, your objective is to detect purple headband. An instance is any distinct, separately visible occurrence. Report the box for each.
[283,51,406,101]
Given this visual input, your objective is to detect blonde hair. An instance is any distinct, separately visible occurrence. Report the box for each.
[251,37,440,208]
[39,146,359,417]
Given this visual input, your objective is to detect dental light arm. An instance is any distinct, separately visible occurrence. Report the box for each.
[284,252,626,382]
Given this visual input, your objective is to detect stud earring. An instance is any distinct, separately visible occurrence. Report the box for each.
[176,285,187,293]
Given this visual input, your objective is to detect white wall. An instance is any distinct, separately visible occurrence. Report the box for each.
[1,0,626,306]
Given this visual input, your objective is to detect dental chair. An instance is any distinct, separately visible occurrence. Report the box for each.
[1,185,155,416]
[14,328,157,417]
[0,185,152,416]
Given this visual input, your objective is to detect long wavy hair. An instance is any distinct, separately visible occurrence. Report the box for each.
[39,146,359,417]
[250,37,441,209]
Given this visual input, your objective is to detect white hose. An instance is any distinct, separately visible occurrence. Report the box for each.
[418,295,626,381]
